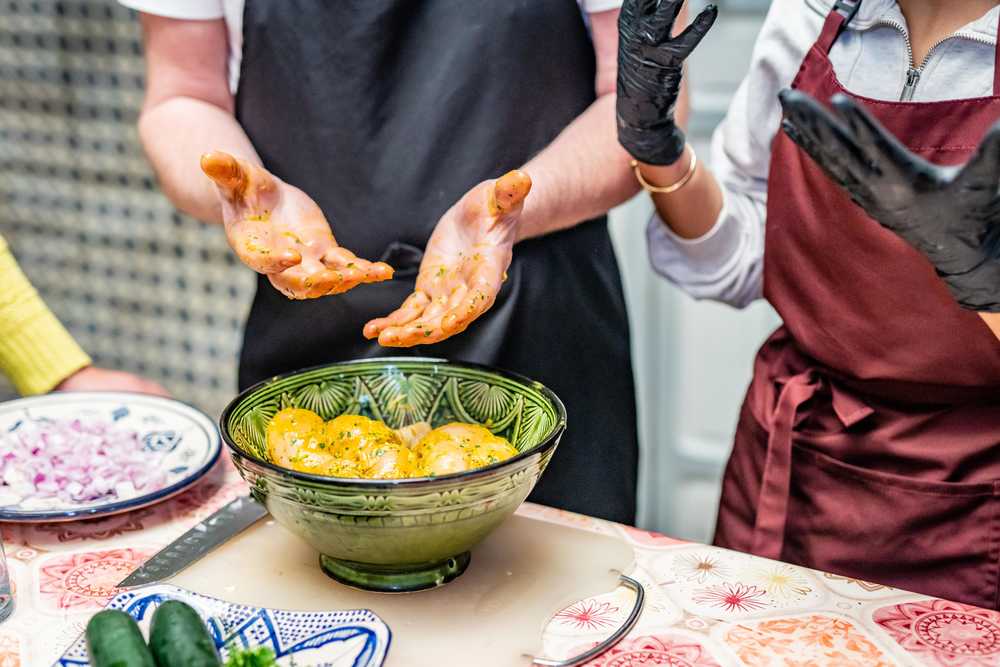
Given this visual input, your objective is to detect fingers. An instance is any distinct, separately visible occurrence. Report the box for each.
[271,268,357,299]
[364,291,431,339]
[441,285,496,338]
[272,254,394,300]
[202,150,283,209]
[228,232,302,275]
[779,91,847,168]
[673,4,718,55]
[488,170,532,218]
[322,247,394,283]
[374,281,492,348]
[201,151,251,199]
[377,321,445,347]
[960,120,1000,191]
[269,268,345,299]
[830,94,926,178]
[438,262,501,338]
[644,0,685,44]
[204,151,302,274]
[372,285,465,346]
[779,89,869,188]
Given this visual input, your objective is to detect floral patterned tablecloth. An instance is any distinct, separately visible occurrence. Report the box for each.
[0,461,997,667]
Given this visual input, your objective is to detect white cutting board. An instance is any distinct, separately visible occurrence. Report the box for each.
[172,514,635,666]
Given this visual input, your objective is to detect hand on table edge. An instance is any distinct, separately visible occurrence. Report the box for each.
[54,366,172,397]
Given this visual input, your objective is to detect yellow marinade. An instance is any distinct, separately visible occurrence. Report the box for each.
[265,408,518,479]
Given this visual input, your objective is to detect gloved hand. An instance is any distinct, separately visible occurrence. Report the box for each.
[617,0,717,165]
[201,151,393,300]
[779,89,1000,312]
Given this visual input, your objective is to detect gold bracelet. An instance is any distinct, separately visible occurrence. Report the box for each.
[630,146,698,194]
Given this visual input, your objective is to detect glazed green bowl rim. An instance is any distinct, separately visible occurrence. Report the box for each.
[219,356,567,490]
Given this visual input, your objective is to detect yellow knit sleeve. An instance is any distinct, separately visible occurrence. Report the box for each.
[0,235,91,395]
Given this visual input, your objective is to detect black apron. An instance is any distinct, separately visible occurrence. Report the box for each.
[235,0,638,524]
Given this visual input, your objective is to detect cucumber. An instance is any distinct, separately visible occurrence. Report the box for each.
[85,609,156,667]
[148,600,221,667]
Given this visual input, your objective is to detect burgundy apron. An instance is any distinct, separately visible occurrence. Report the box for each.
[714,0,1000,609]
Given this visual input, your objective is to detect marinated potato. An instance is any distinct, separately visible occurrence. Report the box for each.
[325,415,401,460]
[414,423,518,473]
[395,421,432,448]
[265,409,517,479]
[266,408,328,472]
[469,437,519,468]
[361,442,414,479]
[413,439,473,477]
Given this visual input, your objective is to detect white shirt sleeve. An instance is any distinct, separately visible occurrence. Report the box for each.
[118,0,223,19]
[581,0,623,12]
[118,0,243,94]
[646,0,827,308]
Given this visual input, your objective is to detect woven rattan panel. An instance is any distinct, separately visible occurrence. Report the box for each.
[0,0,255,416]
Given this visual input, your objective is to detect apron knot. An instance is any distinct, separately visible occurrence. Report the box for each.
[751,368,873,560]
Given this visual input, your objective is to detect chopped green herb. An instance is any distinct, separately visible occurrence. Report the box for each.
[224,645,277,667]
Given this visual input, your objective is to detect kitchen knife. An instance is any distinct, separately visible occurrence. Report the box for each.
[117,495,268,588]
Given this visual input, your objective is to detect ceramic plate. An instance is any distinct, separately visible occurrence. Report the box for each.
[0,392,220,522]
[55,584,391,666]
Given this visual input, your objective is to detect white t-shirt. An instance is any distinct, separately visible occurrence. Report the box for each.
[119,0,624,93]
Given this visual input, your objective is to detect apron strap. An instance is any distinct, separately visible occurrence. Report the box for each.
[750,374,818,560]
[994,8,1000,95]
[750,369,874,561]
[816,0,862,54]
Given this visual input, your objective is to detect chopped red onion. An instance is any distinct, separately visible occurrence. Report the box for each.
[0,418,168,507]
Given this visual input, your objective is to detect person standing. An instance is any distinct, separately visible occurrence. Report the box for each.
[124,0,643,523]
[619,0,1000,608]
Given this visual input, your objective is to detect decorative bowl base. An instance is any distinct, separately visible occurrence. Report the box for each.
[319,551,472,592]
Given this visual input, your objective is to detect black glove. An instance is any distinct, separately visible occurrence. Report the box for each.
[617,0,717,165]
[779,89,1000,312]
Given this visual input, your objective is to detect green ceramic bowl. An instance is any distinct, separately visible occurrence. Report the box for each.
[220,358,566,592]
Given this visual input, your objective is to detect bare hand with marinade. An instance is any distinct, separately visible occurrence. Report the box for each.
[364,171,532,347]
[200,151,393,299]
[779,90,1000,312]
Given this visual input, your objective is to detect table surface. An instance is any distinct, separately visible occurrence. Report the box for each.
[1,460,997,667]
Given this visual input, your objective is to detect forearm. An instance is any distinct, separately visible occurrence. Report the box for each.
[515,94,638,241]
[640,149,724,239]
[139,97,260,225]
[0,238,91,395]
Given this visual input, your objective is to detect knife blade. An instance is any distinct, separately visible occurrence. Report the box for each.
[118,495,268,588]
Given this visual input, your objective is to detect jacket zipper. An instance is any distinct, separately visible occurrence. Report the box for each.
[874,18,994,101]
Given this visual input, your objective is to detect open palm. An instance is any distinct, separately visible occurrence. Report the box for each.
[201,151,393,299]
[364,171,532,347]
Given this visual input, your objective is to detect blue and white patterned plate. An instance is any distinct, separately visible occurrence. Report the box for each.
[0,392,221,522]
[55,585,391,666]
